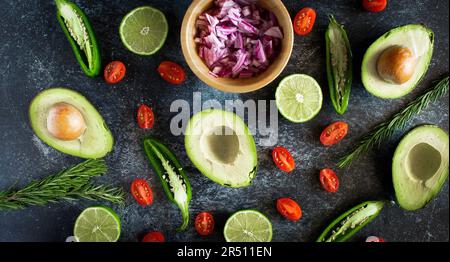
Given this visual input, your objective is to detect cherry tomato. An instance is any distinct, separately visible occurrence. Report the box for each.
[137,104,154,129]
[276,198,302,221]
[320,121,349,146]
[142,231,165,242]
[157,61,186,85]
[293,7,317,36]
[319,168,340,193]
[362,0,387,12]
[104,61,126,84]
[366,236,386,242]
[195,212,215,236]
[131,179,153,206]
[272,146,295,172]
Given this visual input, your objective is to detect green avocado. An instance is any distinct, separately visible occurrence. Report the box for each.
[362,24,434,99]
[185,109,257,188]
[29,88,114,159]
[392,125,449,211]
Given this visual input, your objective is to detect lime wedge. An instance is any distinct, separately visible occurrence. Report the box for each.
[119,6,168,55]
[275,74,323,123]
[224,210,272,242]
[74,206,121,242]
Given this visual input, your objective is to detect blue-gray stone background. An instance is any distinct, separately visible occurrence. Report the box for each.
[0,0,448,242]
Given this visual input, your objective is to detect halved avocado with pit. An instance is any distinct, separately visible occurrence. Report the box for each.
[362,24,434,99]
[392,125,449,211]
[29,88,113,159]
[185,109,257,188]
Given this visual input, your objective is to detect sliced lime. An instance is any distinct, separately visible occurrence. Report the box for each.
[224,210,273,242]
[74,206,121,242]
[119,6,168,55]
[275,74,323,123]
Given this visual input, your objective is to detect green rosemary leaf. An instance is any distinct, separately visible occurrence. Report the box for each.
[338,76,449,168]
[0,159,124,210]
[69,184,125,205]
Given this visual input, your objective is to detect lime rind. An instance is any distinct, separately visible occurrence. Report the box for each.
[275,74,323,123]
[119,6,168,56]
[224,210,273,242]
[74,206,121,242]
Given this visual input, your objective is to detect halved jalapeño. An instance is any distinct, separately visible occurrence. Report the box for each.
[55,0,101,77]
[326,15,352,115]
[143,137,191,232]
[317,201,385,242]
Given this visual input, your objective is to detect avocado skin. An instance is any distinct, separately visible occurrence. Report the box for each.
[29,88,114,159]
[392,125,449,211]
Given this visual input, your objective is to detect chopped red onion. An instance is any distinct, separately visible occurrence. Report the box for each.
[195,0,283,79]
[264,27,284,39]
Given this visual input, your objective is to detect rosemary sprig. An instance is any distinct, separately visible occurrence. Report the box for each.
[0,159,124,210]
[338,76,449,168]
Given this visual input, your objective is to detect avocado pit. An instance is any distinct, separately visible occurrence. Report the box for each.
[406,142,442,181]
[46,102,86,141]
[377,45,417,85]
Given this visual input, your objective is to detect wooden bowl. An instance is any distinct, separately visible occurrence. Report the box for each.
[181,0,294,93]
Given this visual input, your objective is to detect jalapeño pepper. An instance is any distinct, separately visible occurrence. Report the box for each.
[143,137,191,232]
[55,0,101,77]
[325,15,353,115]
[317,201,385,242]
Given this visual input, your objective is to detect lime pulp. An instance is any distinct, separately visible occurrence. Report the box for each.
[275,74,323,123]
[223,210,273,242]
[73,206,121,242]
[119,6,168,55]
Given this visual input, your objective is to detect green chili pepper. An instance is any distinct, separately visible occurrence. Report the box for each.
[143,137,191,232]
[325,15,352,115]
[317,201,385,242]
[55,0,101,77]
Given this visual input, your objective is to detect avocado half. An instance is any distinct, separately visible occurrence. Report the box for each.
[392,125,449,211]
[29,88,114,159]
[185,109,257,188]
[362,24,434,99]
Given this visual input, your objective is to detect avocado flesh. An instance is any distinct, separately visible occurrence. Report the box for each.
[362,24,434,99]
[29,88,114,159]
[185,109,257,188]
[392,125,449,211]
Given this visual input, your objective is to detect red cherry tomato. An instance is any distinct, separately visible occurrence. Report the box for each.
[131,179,153,206]
[104,61,126,84]
[320,121,349,146]
[137,104,154,129]
[293,7,317,36]
[276,198,302,221]
[319,168,340,193]
[157,61,186,85]
[362,0,387,12]
[195,212,215,236]
[142,231,165,242]
[272,146,295,172]
[366,236,386,242]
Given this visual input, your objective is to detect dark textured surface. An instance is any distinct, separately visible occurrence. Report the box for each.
[0,0,448,242]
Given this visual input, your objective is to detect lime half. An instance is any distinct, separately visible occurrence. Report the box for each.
[119,6,168,55]
[224,210,273,242]
[74,206,121,242]
[275,74,323,123]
